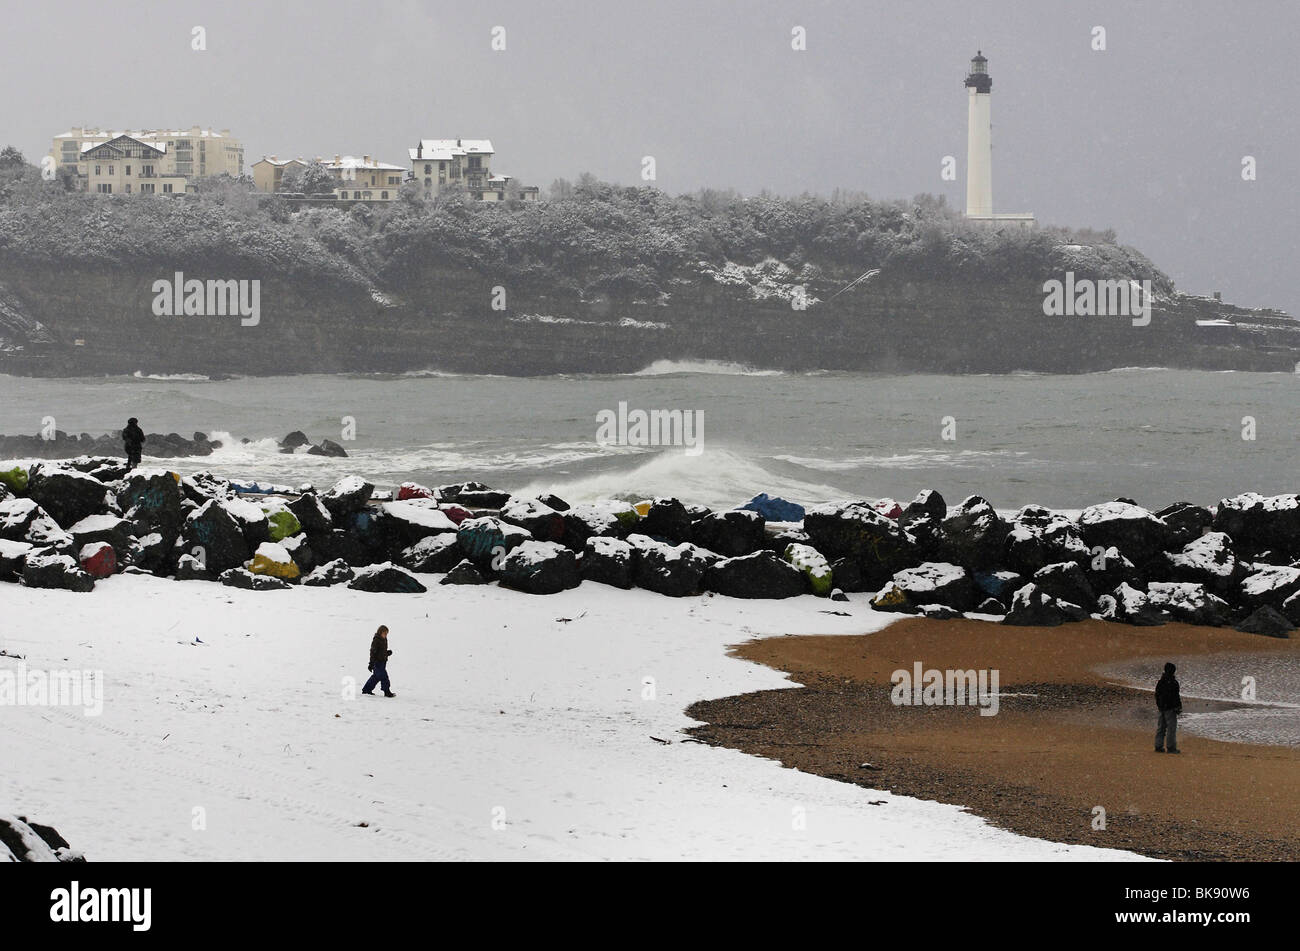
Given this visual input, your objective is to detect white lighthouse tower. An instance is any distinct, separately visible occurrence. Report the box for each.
[963,51,1035,228]
[964,51,993,217]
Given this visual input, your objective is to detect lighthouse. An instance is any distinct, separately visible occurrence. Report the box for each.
[964,51,993,218]
[962,51,1034,228]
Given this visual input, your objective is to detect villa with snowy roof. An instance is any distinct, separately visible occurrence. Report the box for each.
[49,126,244,190]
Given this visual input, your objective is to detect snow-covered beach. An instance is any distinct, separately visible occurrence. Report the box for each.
[1,576,1144,861]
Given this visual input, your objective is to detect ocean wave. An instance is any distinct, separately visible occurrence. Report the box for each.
[774,449,1028,472]
[132,371,211,382]
[631,359,784,377]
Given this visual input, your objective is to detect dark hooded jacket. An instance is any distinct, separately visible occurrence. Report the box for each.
[369,634,392,669]
[123,422,145,451]
[1155,670,1181,711]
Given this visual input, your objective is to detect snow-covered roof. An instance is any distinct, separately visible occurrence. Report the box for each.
[409,138,494,162]
[322,155,405,172]
[55,127,233,140]
[80,135,167,155]
[254,156,307,167]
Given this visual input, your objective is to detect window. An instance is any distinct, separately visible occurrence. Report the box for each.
[125,166,131,176]
[381,191,389,199]
[140,183,155,194]
[498,192,505,200]
[96,183,112,193]
[353,191,361,199]
[388,176,399,185]
[468,156,481,169]
[424,177,432,186]
[162,183,173,193]
[108,165,114,174]
[125,184,132,193]
[424,164,431,174]
[94,165,101,175]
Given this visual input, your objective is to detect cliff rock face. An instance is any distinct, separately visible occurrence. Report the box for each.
[1,262,1297,377]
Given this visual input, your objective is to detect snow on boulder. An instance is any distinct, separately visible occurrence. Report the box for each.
[25,465,113,529]
[900,489,947,525]
[738,493,806,523]
[1212,492,1300,558]
[440,481,511,509]
[1002,583,1087,626]
[373,499,460,555]
[1155,502,1214,549]
[783,543,832,597]
[174,552,212,581]
[869,583,917,614]
[973,568,1026,602]
[1031,561,1097,611]
[182,499,250,575]
[258,498,301,542]
[303,558,355,587]
[0,538,34,580]
[21,550,94,592]
[287,491,333,535]
[0,498,74,549]
[1145,582,1230,627]
[78,541,117,579]
[803,500,916,581]
[1098,582,1165,626]
[1084,545,1142,594]
[457,516,531,568]
[1003,505,1091,574]
[638,498,694,544]
[1238,565,1300,611]
[249,541,299,580]
[688,509,765,559]
[1076,500,1171,568]
[348,562,428,593]
[68,513,135,554]
[889,562,976,612]
[118,469,186,537]
[704,550,806,599]
[581,536,636,589]
[222,496,272,547]
[397,481,438,501]
[870,498,903,519]
[627,534,716,597]
[0,815,60,862]
[938,496,1007,571]
[499,540,581,595]
[320,476,374,520]
[561,502,630,548]
[398,534,463,574]
[499,497,567,543]
[1166,531,1238,596]
[220,567,291,591]
[441,559,489,585]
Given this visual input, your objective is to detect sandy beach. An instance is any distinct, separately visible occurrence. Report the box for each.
[687,619,1300,861]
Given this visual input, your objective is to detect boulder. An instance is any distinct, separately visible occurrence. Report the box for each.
[308,439,349,458]
[899,489,947,525]
[374,500,459,553]
[0,815,76,863]
[581,537,636,589]
[973,569,1026,602]
[21,550,94,592]
[303,558,355,587]
[889,562,977,612]
[782,543,833,596]
[220,567,291,591]
[118,469,185,538]
[181,499,251,576]
[1077,500,1172,569]
[1145,582,1230,626]
[537,492,570,512]
[222,496,273,548]
[397,482,437,501]
[0,538,33,580]
[181,470,234,504]
[561,503,627,548]
[628,534,715,597]
[281,430,311,450]
[1166,531,1239,597]
[499,497,567,543]
[78,541,117,579]
[1238,565,1300,612]
[803,500,917,586]
[738,493,806,523]
[976,597,1006,615]
[457,516,531,569]
[499,541,581,595]
[1156,501,1214,549]
[638,498,694,544]
[320,476,374,520]
[918,603,963,620]
[1212,493,1300,559]
[829,557,868,593]
[0,498,72,549]
[441,559,489,585]
[1234,605,1293,638]
[1083,545,1142,593]
[1002,583,1086,626]
[399,534,463,574]
[1003,505,1091,574]
[249,541,300,580]
[174,552,212,582]
[67,514,135,555]
[0,465,28,493]
[869,583,917,614]
[704,550,806,599]
[348,562,427,593]
[1031,561,1097,611]
[288,492,333,535]
[937,496,1008,571]
[308,528,373,568]
[691,509,766,557]
[871,499,903,519]
[1099,582,1166,626]
[25,466,113,529]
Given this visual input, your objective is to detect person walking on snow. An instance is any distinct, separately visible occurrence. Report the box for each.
[363,625,396,697]
[1154,661,1182,753]
[123,418,145,470]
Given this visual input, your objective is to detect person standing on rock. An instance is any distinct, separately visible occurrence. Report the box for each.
[1154,662,1182,754]
[362,625,396,698]
[123,418,145,470]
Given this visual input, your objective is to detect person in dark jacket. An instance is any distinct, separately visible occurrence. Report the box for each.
[1154,662,1182,753]
[123,418,145,470]
[362,625,396,697]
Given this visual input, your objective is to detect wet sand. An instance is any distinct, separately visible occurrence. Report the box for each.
[685,619,1300,861]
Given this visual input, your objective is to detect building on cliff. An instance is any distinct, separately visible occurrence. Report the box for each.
[251,155,307,193]
[962,53,1035,229]
[50,126,243,190]
[74,135,189,196]
[408,137,539,202]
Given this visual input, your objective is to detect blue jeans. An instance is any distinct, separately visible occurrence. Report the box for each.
[364,664,390,694]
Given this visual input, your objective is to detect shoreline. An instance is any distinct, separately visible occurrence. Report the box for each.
[685,618,1300,861]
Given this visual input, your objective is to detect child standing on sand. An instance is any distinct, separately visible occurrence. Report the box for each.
[363,625,396,698]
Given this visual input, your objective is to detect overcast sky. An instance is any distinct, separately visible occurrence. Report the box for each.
[4,0,1296,314]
